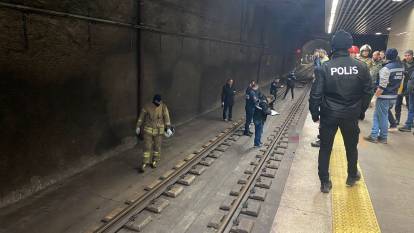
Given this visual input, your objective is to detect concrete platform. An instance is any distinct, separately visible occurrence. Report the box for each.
[271,106,414,233]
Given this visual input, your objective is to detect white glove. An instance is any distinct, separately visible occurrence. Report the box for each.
[165,128,173,137]
[271,110,280,116]
[135,128,140,135]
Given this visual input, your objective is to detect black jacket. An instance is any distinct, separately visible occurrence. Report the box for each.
[309,50,372,121]
[221,84,236,105]
[287,73,296,87]
[270,81,278,95]
[253,94,271,122]
[403,61,414,95]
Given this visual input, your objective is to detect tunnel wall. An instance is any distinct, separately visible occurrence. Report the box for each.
[0,1,139,207]
[387,2,414,54]
[139,0,298,123]
[0,0,309,207]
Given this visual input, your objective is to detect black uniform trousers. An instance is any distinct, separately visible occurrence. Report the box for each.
[318,116,360,183]
[283,86,294,99]
[223,102,233,120]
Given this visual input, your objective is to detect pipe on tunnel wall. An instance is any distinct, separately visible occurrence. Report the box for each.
[0,2,267,49]
[0,0,311,207]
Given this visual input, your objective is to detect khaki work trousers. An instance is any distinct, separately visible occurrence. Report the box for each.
[142,133,163,164]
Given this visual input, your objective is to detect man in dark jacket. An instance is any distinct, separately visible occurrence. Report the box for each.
[398,50,414,133]
[283,71,296,100]
[365,49,404,143]
[394,50,413,124]
[269,77,279,109]
[253,91,271,147]
[309,30,372,193]
[221,79,236,121]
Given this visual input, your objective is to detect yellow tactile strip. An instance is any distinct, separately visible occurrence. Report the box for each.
[331,132,381,233]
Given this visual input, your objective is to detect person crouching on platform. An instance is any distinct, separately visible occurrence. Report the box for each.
[136,94,173,172]
[253,91,271,147]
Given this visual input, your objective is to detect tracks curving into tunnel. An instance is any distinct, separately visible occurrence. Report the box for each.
[92,67,312,233]
[216,84,310,233]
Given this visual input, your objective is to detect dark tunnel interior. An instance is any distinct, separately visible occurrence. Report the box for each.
[0,0,374,207]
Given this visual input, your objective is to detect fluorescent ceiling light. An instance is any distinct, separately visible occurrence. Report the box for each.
[328,0,339,34]
[387,27,392,30]
[375,32,382,35]
[392,0,403,2]
[396,31,408,36]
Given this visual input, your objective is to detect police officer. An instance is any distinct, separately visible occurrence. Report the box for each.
[396,50,414,126]
[309,30,371,193]
[136,94,172,172]
[244,81,258,136]
[269,77,279,109]
[364,49,404,143]
[283,71,296,100]
[221,79,236,121]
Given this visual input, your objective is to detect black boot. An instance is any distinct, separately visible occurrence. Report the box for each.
[139,163,147,173]
[346,171,361,186]
[151,160,158,168]
[311,139,320,147]
[320,180,332,193]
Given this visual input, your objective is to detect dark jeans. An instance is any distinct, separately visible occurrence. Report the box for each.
[269,92,277,109]
[318,116,360,183]
[223,103,233,120]
[403,93,414,128]
[395,94,410,123]
[244,107,255,133]
[254,120,264,146]
[283,86,294,99]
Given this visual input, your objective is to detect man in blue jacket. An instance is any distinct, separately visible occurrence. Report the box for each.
[244,81,258,136]
[365,48,404,144]
[253,92,271,147]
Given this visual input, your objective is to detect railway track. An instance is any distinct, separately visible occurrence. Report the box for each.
[91,77,311,233]
[214,84,311,233]
[92,90,291,233]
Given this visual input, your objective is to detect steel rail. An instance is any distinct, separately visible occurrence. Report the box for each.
[93,66,312,233]
[216,84,311,233]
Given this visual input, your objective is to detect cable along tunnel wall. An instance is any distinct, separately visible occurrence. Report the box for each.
[0,0,316,207]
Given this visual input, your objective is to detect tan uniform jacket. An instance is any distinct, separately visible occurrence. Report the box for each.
[136,102,171,135]
[370,60,383,86]
[358,57,373,69]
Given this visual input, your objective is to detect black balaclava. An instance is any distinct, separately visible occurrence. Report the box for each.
[153,94,162,106]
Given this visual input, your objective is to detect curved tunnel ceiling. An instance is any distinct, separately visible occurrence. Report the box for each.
[330,0,414,35]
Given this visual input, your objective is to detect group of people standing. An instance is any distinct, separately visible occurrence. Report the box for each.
[350,45,414,143]
[221,72,297,148]
[310,29,414,193]
[361,48,414,144]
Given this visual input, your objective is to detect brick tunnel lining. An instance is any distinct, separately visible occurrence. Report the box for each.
[0,0,318,206]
